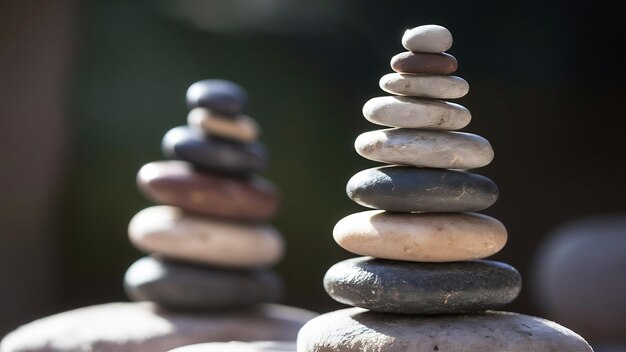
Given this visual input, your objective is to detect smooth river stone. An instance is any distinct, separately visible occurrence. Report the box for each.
[323,257,521,314]
[346,166,498,213]
[124,257,281,311]
[186,79,248,116]
[402,24,453,53]
[162,126,267,174]
[297,307,593,352]
[129,206,284,268]
[355,129,493,169]
[169,341,295,352]
[363,96,471,130]
[333,210,506,262]
[137,160,279,222]
[187,107,260,143]
[0,302,315,352]
[380,73,469,99]
[391,51,457,74]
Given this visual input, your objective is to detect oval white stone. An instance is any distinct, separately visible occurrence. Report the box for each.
[402,25,453,53]
[297,308,593,352]
[363,96,471,129]
[333,210,507,262]
[129,206,284,268]
[379,73,469,99]
[355,128,493,169]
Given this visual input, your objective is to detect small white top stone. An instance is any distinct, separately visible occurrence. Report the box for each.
[402,25,453,53]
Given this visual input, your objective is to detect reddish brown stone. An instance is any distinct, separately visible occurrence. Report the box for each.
[390,51,458,74]
[137,161,279,222]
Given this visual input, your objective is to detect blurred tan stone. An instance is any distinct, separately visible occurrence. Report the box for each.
[187,108,259,142]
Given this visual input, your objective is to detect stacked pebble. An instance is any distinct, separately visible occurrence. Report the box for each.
[297,25,593,351]
[125,79,284,312]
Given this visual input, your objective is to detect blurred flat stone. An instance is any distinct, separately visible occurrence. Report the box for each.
[169,341,296,352]
[380,73,469,99]
[324,257,521,314]
[137,160,279,222]
[333,210,506,262]
[363,96,470,129]
[355,129,493,169]
[186,79,248,116]
[124,257,281,311]
[346,166,498,213]
[297,307,592,352]
[0,302,315,352]
[162,126,267,174]
[129,206,284,268]
[402,24,453,53]
[187,108,259,143]
[391,51,457,74]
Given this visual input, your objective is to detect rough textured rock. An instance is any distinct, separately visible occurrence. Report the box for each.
[129,206,284,268]
[362,96,470,130]
[346,166,498,213]
[324,257,521,314]
[124,257,281,310]
[297,307,593,352]
[186,79,248,116]
[379,73,469,99]
[355,129,493,169]
[402,24,453,53]
[0,302,315,352]
[169,341,296,352]
[137,160,279,221]
[390,51,457,74]
[333,210,506,262]
[187,108,259,143]
[162,126,267,174]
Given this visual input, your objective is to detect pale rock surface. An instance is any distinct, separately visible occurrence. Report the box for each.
[169,341,295,352]
[187,108,259,142]
[402,25,453,53]
[379,73,469,99]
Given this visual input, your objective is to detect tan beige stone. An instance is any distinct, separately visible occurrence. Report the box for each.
[187,107,259,142]
[129,206,284,268]
[333,210,507,262]
[379,73,469,99]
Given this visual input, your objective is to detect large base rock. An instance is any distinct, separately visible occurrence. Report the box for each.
[297,307,592,352]
[1,302,316,352]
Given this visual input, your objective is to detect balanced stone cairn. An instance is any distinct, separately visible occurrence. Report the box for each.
[297,25,593,352]
[0,80,315,352]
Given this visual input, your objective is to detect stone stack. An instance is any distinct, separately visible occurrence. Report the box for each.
[297,25,593,351]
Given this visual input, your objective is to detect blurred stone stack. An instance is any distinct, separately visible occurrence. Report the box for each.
[297,25,593,352]
[0,80,314,352]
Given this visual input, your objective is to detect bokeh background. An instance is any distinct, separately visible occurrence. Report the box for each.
[1,0,625,345]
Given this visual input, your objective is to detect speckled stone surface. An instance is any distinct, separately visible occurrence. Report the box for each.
[187,108,259,143]
[169,341,296,352]
[379,73,468,99]
[333,210,507,262]
[162,126,267,174]
[186,79,248,116]
[402,25,453,53]
[355,129,493,169]
[297,307,593,352]
[363,96,471,130]
[391,51,457,74]
[129,206,284,267]
[137,160,279,221]
[124,257,281,311]
[346,166,498,213]
[0,303,315,352]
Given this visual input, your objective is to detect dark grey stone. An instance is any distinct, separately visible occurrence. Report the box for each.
[346,166,498,212]
[162,126,267,174]
[186,79,248,116]
[124,257,282,311]
[324,257,521,314]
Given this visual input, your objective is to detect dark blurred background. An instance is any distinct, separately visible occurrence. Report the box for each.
[1,0,625,340]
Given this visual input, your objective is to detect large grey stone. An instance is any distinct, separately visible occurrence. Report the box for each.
[379,73,468,99]
[0,302,316,352]
[297,307,593,352]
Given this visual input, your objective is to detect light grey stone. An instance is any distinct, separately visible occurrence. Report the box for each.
[169,341,295,352]
[379,73,469,99]
[402,25,453,53]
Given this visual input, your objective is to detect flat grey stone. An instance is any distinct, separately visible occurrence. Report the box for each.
[297,307,593,352]
[186,79,248,116]
[0,302,315,352]
[324,257,521,314]
[346,166,498,213]
[169,341,295,352]
[124,257,281,311]
[379,73,469,99]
